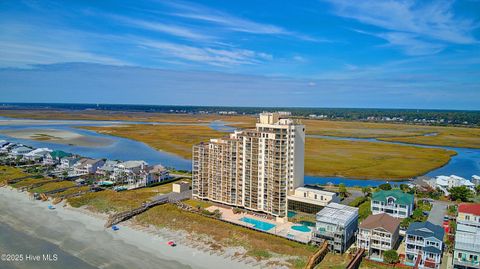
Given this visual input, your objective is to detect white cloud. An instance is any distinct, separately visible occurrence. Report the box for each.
[0,23,128,68]
[138,39,273,66]
[164,1,322,42]
[107,14,214,41]
[323,0,478,55]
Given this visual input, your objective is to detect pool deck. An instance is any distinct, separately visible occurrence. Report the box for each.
[206,205,312,243]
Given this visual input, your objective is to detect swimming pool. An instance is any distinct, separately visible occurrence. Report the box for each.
[240,217,276,231]
[291,225,311,232]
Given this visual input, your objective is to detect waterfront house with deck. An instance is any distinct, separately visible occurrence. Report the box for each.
[0,142,14,153]
[453,203,480,269]
[24,148,52,162]
[312,203,358,253]
[429,175,475,196]
[357,213,400,261]
[73,158,105,175]
[96,160,120,176]
[44,150,72,165]
[110,160,148,184]
[8,145,32,158]
[371,189,414,218]
[146,164,169,185]
[58,155,80,169]
[405,221,444,269]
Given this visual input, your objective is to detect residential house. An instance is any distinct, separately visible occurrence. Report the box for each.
[287,186,340,214]
[430,175,475,196]
[73,158,105,176]
[471,176,480,186]
[9,145,32,158]
[147,164,169,185]
[357,213,401,261]
[371,189,414,218]
[0,140,7,148]
[59,156,80,169]
[110,160,148,186]
[0,142,15,153]
[23,148,52,162]
[96,160,120,176]
[312,203,359,253]
[44,150,72,165]
[453,203,480,269]
[405,221,444,269]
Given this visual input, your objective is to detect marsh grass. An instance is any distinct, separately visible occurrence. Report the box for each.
[81,124,227,159]
[305,137,455,179]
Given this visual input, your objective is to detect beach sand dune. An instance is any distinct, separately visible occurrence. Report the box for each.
[0,187,253,269]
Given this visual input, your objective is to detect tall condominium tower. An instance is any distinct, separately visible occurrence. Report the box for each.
[192,112,305,218]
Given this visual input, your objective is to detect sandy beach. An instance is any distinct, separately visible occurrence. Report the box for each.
[0,187,254,269]
[0,128,114,147]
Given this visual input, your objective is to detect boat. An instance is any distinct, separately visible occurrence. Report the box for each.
[112,225,120,231]
[48,205,56,210]
[167,240,176,247]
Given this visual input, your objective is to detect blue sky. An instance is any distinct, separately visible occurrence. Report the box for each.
[0,0,479,109]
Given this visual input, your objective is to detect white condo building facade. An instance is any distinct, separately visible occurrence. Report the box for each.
[192,112,305,219]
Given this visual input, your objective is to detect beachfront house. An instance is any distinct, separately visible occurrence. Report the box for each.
[23,148,52,162]
[371,189,414,218]
[312,203,358,253]
[287,186,340,214]
[73,158,105,175]
[96,160,120,177]
[8,145,32,158]
[0,140,8,148]
[405,221,444,269]
[44,150,72,165]
[0,142,14,154]
[357,213,400,262]
[472,175,480,186]
[146,164,170,185]
[58,155,80,169]
[110,160,148,184]
[429,175,476,196]
[453,203,480,269]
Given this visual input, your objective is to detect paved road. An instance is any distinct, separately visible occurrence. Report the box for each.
[427,201,451,226]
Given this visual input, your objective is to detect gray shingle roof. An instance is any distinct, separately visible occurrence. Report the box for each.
[407,221,444,241]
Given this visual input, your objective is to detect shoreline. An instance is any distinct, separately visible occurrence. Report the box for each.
[0,186,257,269]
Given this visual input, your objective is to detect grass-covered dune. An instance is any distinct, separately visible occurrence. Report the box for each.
[67,182,177,212]
[136,203,315,268]
[0,165,30,185]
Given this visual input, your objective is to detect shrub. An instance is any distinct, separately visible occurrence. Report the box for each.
[349,196,368,207]
[383,250,399,264]
[378,183,392,191]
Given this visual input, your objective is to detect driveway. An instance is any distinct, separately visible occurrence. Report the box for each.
[427,201,451,226]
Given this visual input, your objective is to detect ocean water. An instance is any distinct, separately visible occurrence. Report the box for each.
[0,222,98,269]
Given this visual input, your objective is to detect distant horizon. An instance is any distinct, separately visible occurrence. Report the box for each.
[1,1,479,109]
[2,102,480,112]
